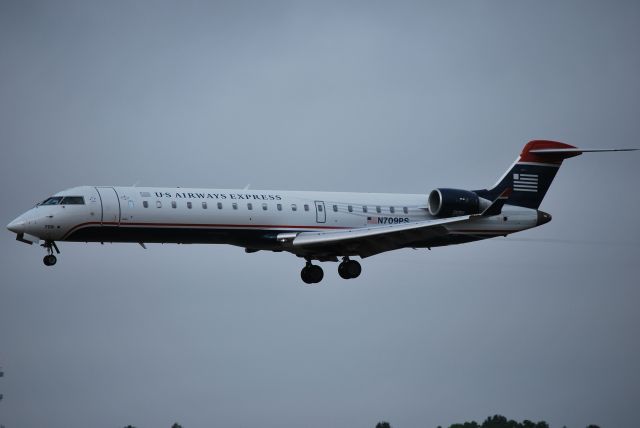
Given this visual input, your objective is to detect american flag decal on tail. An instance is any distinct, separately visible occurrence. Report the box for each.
[513,173,538,192]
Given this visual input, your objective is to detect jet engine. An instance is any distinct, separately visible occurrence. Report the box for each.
[428,188,486,217]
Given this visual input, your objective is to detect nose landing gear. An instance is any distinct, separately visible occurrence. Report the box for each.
[41,241,60,267]
[43,254,57,266]
[338,257,361,279]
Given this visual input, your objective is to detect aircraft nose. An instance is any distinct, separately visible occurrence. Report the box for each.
[7,217,26,233]
[536,210,552,226]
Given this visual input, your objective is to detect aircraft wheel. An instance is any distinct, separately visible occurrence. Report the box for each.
[301,264,323,284]
[346,260,361,278]
[338,260,361,279]
[338,262,351,279]
[310,265,324,283]
[301,266,313,284]
[43,255,57,266]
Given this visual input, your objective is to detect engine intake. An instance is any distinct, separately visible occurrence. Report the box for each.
[428,188,481,217]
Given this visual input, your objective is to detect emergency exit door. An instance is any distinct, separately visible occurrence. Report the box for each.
[314,201,326,223]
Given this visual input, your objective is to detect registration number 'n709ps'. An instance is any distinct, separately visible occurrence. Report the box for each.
[369,217,410,224]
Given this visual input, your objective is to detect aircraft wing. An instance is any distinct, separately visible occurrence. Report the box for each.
[292,215,471,258]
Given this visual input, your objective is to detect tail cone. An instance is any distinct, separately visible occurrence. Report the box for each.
[537,211,552,226]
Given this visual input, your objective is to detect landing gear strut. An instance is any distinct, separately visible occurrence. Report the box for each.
[338,257,361,279]
[300,260,324,284]
[41,241,60,267]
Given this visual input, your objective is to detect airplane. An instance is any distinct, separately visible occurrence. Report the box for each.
[6,140,636,284]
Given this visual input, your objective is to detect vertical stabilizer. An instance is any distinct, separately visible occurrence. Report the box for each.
[474,140,580,209]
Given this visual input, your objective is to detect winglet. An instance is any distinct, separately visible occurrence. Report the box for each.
[480,188,512,216]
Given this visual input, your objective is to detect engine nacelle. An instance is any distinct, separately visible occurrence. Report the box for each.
[428,188,483,217]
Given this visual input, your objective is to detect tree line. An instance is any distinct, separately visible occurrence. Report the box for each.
[375,415,601,428]
[122,415,602,428]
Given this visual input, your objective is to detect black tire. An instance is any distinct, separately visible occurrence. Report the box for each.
[346,260,361,278]
[43,255,57,266]
[338,262,351,279]
[300,266,314,284]
[310,265,324,283]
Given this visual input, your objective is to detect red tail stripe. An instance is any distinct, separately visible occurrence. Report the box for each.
[519,140,579,164]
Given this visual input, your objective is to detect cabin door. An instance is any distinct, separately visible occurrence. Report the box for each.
[95,187,121,225]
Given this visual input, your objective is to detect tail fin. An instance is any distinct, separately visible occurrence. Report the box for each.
[474,140,581,209]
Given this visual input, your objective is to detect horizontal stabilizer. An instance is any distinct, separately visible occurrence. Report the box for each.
[530,148,638,155]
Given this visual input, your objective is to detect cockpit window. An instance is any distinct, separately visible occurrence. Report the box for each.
[40,197,63,205]
[60,196,85,205]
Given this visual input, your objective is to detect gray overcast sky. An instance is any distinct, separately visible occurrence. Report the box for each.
[1,1,639,427]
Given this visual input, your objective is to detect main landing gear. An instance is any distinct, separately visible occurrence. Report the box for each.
[300,257,362,284]
[338,257,361,280]
[41,241,60,267]
[301,260,324,284]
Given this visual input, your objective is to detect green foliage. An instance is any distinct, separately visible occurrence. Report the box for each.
[442,414,605,428]
[375,422,392,428]
[445,414,550,428]
[449,422,479,428]
[171,424,183,428]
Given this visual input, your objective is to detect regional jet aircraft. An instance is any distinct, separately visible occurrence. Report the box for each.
[6,141,636,284]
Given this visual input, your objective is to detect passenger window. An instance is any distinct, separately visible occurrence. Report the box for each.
[363,206,368,213]
[277,203,282,211]
[317,205,323,212]
[232,202,238,210]
[333,205,338,212]
[262,203,268,210]
[187,202,192,209]
[171,201,177,209]
[217,202,223,209]
[156,201,162,208]
[304,204,309,211]
[348,205,353,213]
[143,201,149,208]
[403,207,408,214]
[202,202,207,209]
[292,204,297,211]
[390,206,395,214]
[376,206,381,213]
[247,203,253,210]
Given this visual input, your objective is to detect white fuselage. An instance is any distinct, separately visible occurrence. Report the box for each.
[9,185,539,253]
[8,140,627,281]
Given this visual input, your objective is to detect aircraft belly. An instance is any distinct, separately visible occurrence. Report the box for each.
[64,225,284,249]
